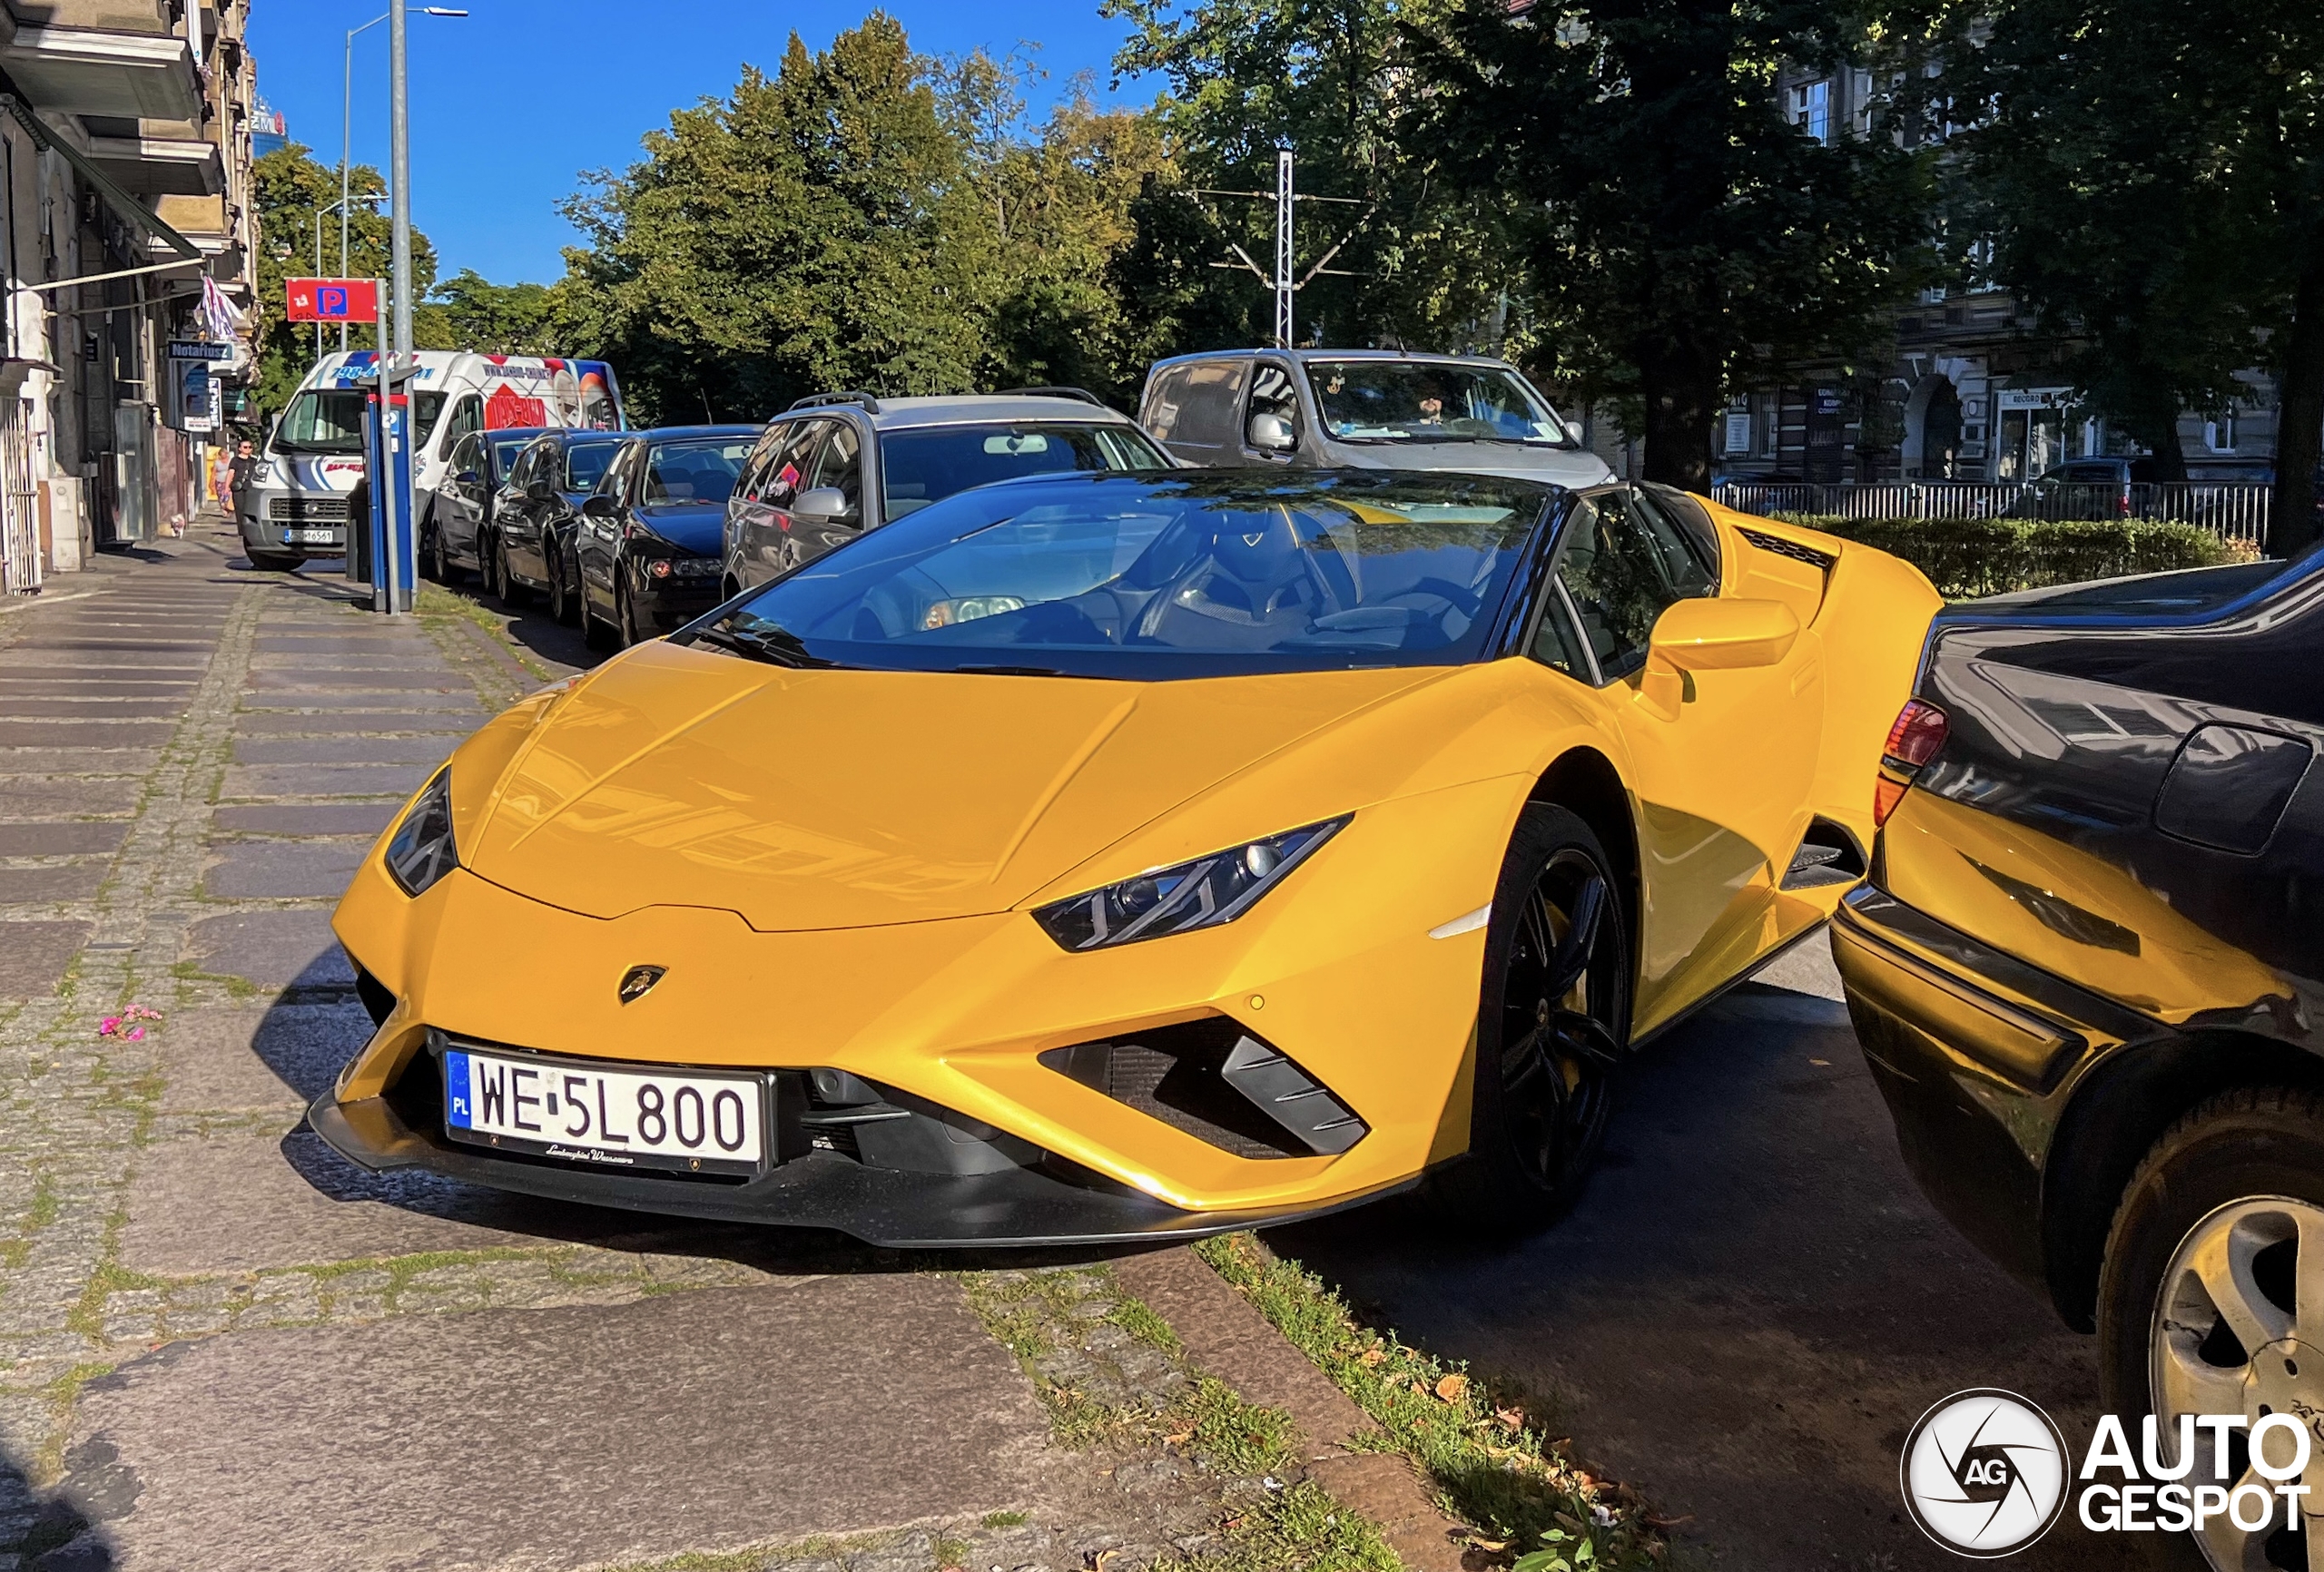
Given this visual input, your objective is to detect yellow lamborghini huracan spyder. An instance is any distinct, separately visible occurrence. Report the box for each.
[316,468,1940,1244]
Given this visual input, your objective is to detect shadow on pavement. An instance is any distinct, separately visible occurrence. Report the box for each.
[1264,982,2203,1571]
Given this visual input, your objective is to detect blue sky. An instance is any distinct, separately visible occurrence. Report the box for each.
[248,2,1154,288]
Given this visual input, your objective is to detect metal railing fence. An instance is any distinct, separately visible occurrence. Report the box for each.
[1711,480,2273,546]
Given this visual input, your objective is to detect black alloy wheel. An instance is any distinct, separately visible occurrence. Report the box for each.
[582,565,619,652]
[547,544,578,627]
[1428,803,1629,1235]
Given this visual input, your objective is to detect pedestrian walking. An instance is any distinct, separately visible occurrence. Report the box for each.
[226,437,260,525]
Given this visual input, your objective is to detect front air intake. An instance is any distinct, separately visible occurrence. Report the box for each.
[1041,1019,1366,1160]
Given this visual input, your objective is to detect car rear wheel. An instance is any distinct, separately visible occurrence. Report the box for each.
[547,545,578,627]
[2099,1087,2324,1571]
[491,535,527,607]
[429,514,459,585]
[1427,803,1629,1236]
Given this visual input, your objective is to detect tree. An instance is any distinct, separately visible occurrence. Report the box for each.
[1413,2,1936,490]
[561,15,997,423]
[430,270,571,357]
[1103,0,1523,359]
[250,144,443,418]
[1947,0,2280,485]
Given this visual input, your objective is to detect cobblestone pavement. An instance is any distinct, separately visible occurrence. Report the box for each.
[0,523,1403,1572]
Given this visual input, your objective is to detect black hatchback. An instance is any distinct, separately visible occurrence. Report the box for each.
[1831,555,2324,1558]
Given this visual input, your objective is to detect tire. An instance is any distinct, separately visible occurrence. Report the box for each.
[547,545,578,627]
[245,551,300,573]
[493,535,530,608]
[429,513,460,585]
[1425,803,1630,1236]
[616,576,641,647]
[582,587,618,652]
[2098,1086,2324,1570]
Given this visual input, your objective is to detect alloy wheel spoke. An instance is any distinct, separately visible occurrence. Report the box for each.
[2191,1224,2295,1356]
[2155,1336,2250,1425]
[2191,1462,2279,1569]
[1553,1009,1621,1070]
[2296,1209,2324,1348]
[1542,874,1607,1000]
[1502,1026,1551,1090]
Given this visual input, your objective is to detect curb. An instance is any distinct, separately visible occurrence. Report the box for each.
[1114,1246,1479,1571]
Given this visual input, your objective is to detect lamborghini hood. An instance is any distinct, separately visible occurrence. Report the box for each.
[462,641,1441,931]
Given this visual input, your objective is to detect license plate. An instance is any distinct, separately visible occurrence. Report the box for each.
[441,1046,767,1175]
[282,529,342,545]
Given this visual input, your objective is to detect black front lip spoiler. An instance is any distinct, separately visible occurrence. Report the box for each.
[309,1091,1407,1250]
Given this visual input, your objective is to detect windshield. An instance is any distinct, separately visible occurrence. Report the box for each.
[490,436,533,474]
[562,438,625,494]
[688,471,1553,681]
[272,388,447,456]
[1306,361,1575,447]
[645,437,756,505]
[880,423,1168,519]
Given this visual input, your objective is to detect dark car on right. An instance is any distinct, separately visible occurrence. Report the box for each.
[494,427,630,623]
[1831,554,2324,1567]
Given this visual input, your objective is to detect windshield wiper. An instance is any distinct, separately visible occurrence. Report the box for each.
[950,663,1093,678]
[695,624,842,669]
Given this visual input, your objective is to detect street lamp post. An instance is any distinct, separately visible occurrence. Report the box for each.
[340,6,463,353]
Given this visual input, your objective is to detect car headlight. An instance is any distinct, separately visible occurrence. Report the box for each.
[384,769,458,897]
[1032,816,1349,952]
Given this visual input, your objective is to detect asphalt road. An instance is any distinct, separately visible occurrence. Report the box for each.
[1268,944,2205,1571]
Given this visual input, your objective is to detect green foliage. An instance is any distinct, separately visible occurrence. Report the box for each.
[1194,1233,1662,1571]
[250,144,441,420]
[431,270,571,358]
[557,16,1168,422]
[1773,514,2244,598]
[1104,0,1516,359]
[1413,2,1937,487]
[1943,0,2274,476]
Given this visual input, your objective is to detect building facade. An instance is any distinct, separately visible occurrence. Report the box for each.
[0,0,261,594]
[1580,64,2282,489]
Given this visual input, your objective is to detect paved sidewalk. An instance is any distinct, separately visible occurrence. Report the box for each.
[0,524,1436,1572]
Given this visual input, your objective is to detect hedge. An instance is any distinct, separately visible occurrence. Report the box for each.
[1766,514,2250,600]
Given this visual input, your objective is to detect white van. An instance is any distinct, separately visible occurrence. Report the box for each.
[240,350,625,571]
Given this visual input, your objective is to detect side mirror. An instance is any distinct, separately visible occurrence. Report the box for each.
[581,495,618,521]
[793,486,849,521]
[457,469,480,486]
[1247,410,1297,453]
[526,478,552,502]
[1648,597,1800,672]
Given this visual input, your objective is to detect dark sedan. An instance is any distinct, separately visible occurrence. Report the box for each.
[1830,554,2324,1562]
[429,427,550,592]
[496,428,630,623]
[573,426,760,649]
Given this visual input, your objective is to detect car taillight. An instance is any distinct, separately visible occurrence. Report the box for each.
[1875,700,1949,827]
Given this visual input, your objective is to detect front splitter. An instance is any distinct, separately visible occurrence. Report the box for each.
[310,1092,1410,1250]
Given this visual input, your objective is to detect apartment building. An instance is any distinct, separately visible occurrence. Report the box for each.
[0,0,261,594]
[1689,66,2277,487]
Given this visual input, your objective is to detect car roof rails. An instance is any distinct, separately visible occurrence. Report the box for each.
[996,386,1109,408]
[787,391,883,415]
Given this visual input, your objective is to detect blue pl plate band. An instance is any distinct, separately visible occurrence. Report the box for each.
[444,1050,472,1127]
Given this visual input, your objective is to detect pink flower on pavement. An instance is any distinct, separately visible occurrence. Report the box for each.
[124,1027,145,1042]
[98,1017,121,1037]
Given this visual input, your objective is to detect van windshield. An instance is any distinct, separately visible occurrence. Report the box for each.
[1306,362,1576,447]
[272,388,447,455]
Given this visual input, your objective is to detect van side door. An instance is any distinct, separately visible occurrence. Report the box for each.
[1145,359,1246,467]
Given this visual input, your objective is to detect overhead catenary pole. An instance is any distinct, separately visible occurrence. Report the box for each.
[1275,148,1295,349]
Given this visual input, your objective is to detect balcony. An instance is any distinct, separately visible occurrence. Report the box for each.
[89,130,222,195]
[2,23,199,122]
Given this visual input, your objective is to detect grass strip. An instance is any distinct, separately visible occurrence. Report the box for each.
[1194,1233,1668,1570]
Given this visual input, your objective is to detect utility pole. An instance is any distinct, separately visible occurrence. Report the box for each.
[1183,146,1368,349]
[1274,149,1295,349]
[389,0,413,364]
